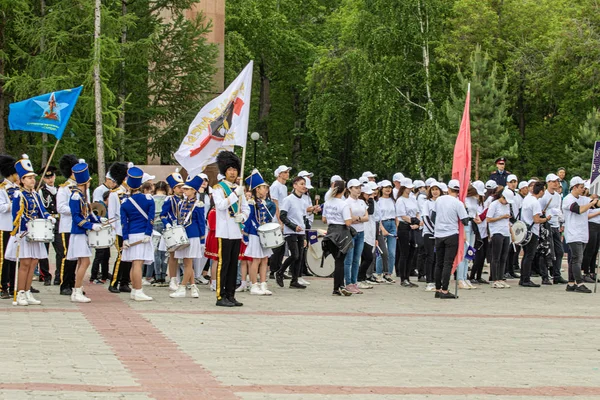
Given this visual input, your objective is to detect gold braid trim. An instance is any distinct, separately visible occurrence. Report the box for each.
[11,195,25,236]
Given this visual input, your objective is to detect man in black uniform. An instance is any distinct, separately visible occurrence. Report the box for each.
[489,157,511,188]
[37,165,62,286]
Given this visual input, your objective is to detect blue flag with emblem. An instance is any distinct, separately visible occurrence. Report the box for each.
[8,86,83,140]
[307,230,318,246]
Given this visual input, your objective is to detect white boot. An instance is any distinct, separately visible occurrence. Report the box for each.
[169,285,186,298]
[71,288,91,303]
[190,284,200,298]
[25,290,41,305]
[134,289,153,301]
[16,290,28,306]
[130,289,137,300]
[235,281,247,292]
[210,280,216,291]
[169,277,178,291]
[250,283,265,295]
[260,282,272,296]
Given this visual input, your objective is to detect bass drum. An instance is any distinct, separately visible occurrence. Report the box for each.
[511,220,532,246]
[305,235,335,278]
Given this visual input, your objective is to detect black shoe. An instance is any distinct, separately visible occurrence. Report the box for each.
[118,285,131,293]
[566,284,577,292]
[53,279,60,286]
[477,278,490,284]
[575,284,592,293]
[434,291,440,298]
[276,273,284,288]
[401,280,411,287]
[541,279,553,285]
[332,290,342,296]
[108,285,120,293]
[554,277,568,284]
[439,291,457,299]
[227,296,243,306]
[410,269,419,277]
[30,286,40,293]
[283,273,292,280]
[269,272,275,280]
[289,281,306,289]
[583,275,595,283]
[408,282,419,288]
[0,290,10,299]
[44,280,52,286]
[216,298,235,307]
[417,276,426,282]
[503,273,512,279]
[60,288,72,296]
[509,273,521,279]
[521,281,540,287]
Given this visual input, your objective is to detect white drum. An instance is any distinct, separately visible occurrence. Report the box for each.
[152,230,162,249]
[257,222,284,249]
[306,234,335,278]
[163,225,189,253]
[26,219,54,243]
[88,224,115,249]
[511,220,532,246]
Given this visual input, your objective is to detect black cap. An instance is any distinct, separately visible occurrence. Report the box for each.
[495,157,506,164]
[38,165,58,177]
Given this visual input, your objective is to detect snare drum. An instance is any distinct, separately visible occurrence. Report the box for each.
[26,219,54,243]
[511,220,532,246]
[163,225,190,253]
[257,222,284,249]
[88,224,115,249]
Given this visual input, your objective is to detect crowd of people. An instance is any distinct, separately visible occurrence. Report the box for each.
[0,152,598,306]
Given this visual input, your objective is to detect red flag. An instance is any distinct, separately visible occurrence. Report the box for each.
[451,85,471,273]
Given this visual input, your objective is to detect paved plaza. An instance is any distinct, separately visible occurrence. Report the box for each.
[1,271,600,399]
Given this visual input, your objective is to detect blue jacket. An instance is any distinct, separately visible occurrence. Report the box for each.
[243,199,272,237]
[121,193,155,241]
[160,195,181,227]
[177,197,205,243]
[69,189,100,234]
[12,189,50,233]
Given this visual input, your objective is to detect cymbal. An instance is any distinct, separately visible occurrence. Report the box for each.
[91,202,107,218]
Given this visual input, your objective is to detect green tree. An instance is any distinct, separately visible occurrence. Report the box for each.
[566,109,600,178]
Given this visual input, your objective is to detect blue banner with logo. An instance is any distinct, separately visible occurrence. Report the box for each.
[8,86,83,140]
[590,141,600,195]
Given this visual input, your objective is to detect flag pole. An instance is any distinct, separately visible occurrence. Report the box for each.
[36,139,60,192]
[239,143,248,187]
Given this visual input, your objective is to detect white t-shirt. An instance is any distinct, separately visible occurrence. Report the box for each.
[378,197,396,220]
[562,194,591,243]
[521,194,542,236]
[476,203,488,239]
[432,195,468,238]
[280,193,307,235]
[323,198,351,225]
[92,184,110,203]
[345,196,368,233]
[539,190,561,228]
[487,199,510,237]
[396,196,419,219]
[269,180,288,223]
[302,193,314,226]
[421,199,435,236]
[465,196,479,219]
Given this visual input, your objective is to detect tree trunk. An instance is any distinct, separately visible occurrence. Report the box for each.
[117,0,127,161]
[475,145,480,181]
[417,0,434,121]
[40,0,48,165]
[291,91,302,169]
[258,59,271,143]
[0,11,7,153]
[94,0,105,181]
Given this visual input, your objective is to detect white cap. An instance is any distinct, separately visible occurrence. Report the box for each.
[518,181,528,190]
[545,173,559,182]
[585,180,591,190]
[367,181,378,191]
[414,180,425,189]
[330,174,342,184]
[485,180,498,190]
[199,173,209,181]
[527,179,538,186]
[362,171,377,178]
[448,179,460,190]
[361,185,374,195]
[347,179,361,188]
[507,174,518,183]
[142,173,155,184]
[217,173,224,181]
[305,177,314,190]
[570,176,585,188]
[472,180,486,196]
[379,179,392,188]
[274,165,292,177]
[438,182,448,192]
[393,172,404,182]
[298,170,313,178]
[502,188,515,204]
[400,177,414,189]
[358,176,369,185]
[425,178,436,187]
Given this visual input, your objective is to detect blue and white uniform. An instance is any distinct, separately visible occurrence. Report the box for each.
[174,196,205,259]
[243,198,273,259]
[66,188,101,260]
[121,193,155,264]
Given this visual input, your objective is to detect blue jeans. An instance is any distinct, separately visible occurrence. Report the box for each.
[457,225,474,281]
[344,231,364,285]
[376,220,397,275]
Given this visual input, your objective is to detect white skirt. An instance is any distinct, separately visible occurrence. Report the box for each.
[66,234,92,260]
[5,236,48,261]
[122,232,154,264]
[244,235,272,259]
[174,237,203,260]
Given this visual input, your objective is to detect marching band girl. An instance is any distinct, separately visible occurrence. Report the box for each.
[243,170,274,295]
[120,166,155,301]
[6,155,55,306]
[170,175,205,299]
[160,169,185,291]
[66,160,102,303]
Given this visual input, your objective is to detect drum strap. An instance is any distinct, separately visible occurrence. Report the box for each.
[128,198,149,220]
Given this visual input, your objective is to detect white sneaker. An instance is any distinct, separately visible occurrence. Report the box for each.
[71,288,91,303]
[298,277,311,286]
[250,283,265,295]
[131,289,138,300]
[501,281,511,288]
[357,281,373,289]
[24,290,41,305]
[16,291,28,306]
[235,281,247,292]
[466,280,477,289]
[210,281,216,291]
[374,274,386,283]
[169,285,186,298]
[492,281,504,289]
[190,284,200,298]
[134,289,153,301]
[458,280,470,289]
[260,282,272,295]
[169,278,178,291]
[196,275,209,285]
[142,279,151,286]
[425,283,436,291]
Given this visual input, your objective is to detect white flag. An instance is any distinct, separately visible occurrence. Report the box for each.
[175,61,253,176]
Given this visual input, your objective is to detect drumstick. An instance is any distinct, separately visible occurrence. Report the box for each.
[314,195,320,206]
[125,239,145,248]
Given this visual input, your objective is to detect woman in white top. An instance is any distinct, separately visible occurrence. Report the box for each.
[469,182,489,284]
[395,178,421,287]
[375,180,396,283]
[357,183,377,289]
[343,179,369,294]
[486,189,515,288]
[421,182,441,291]
[456,185,480,290]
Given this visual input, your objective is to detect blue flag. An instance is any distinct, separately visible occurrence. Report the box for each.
[8,86,83,140]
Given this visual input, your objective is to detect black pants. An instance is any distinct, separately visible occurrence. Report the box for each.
[59,232,77,292]
[110,235,131,289]
[333,253,345,291]
[550,228,564,279]
[358,243,373,282]
[216,238,241,300]
[423,234,436,283]
[0,230,15,292]
[520,233,539,283]
[582,222,600,275]
[38,229,63,283]
[470,237,488,280]
[434,234,458,291]
[278,235,304,283]
[506,243,520,275]
[269,244,286,274]
[490,234,509,281]
[91,247,111,281]
[396,227,415,281]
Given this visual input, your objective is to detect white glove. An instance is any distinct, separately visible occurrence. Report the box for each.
[48,216,56,224]
[234,213,245,223]
[234,185,244,197]
[195,201,204,208]
[123,240,130,249]
[165,223,172,229]
[92,224,102,232]
[100,217,108,223]
[142,236,151,243]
